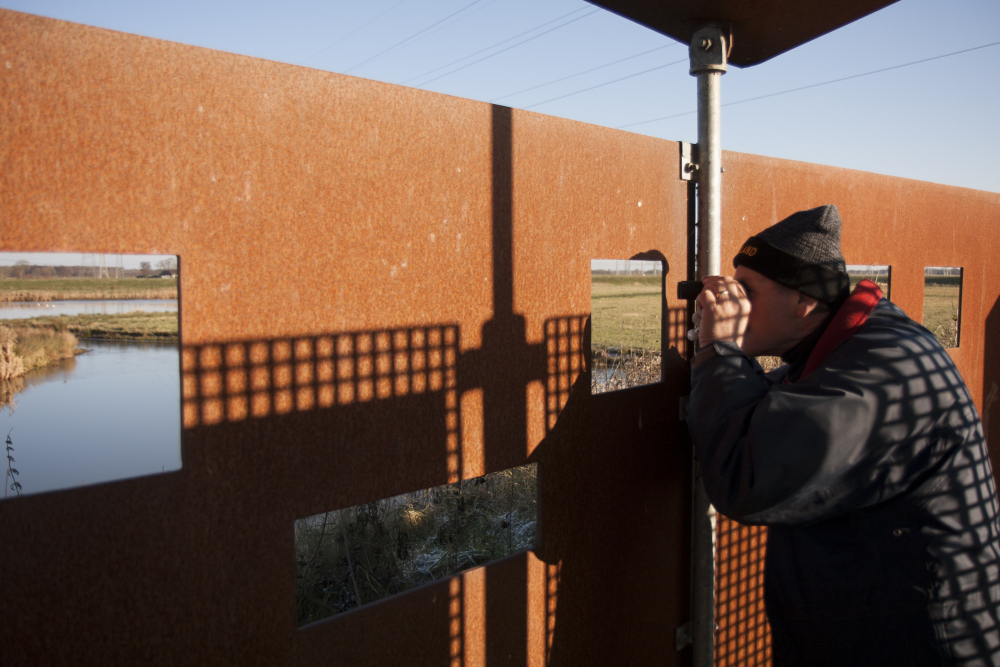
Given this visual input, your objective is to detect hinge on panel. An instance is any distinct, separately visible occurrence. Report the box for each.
[676,621,693,651]
[679,394,690,421]
[680,142,698,181]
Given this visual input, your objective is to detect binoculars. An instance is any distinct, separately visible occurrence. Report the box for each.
[677,280,704,300]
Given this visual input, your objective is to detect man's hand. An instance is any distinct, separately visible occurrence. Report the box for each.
[693,276,750,349]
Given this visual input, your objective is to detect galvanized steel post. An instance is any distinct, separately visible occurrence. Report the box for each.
[689,24,727,667]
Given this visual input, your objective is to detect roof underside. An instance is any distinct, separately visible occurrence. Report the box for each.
[586,0,900,67]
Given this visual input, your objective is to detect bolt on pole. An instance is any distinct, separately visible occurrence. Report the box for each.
[689,24,727,667]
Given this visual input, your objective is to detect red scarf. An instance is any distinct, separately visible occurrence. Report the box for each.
[800,280,883,380]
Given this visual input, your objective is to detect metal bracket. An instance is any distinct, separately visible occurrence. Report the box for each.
[680,142,698,181]
[689,26,728,75]
[676,621,693,651]
[679,394,690,422]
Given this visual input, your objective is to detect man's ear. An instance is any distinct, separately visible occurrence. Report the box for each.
[794,293,823,319]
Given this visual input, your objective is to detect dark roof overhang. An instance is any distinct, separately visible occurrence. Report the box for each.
[585,0,900,67]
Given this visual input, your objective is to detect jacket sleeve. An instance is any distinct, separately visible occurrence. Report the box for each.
[687,328,974,525]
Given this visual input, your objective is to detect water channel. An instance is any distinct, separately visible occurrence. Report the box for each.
[1,300,181,498]
[0,299,177,319]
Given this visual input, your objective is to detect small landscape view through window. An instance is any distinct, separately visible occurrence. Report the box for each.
[0,252,181,499]
[590,259,663,394]
[923,267,962,349]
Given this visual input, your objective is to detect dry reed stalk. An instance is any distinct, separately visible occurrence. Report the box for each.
[0,289,176,302]
[294,463,537,626]
[0,326,25,381]
[591,347,662,393]
[5,431,20,497]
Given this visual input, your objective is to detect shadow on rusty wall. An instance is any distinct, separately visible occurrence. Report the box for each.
[985,296,1000,473]
[0,98,692,666]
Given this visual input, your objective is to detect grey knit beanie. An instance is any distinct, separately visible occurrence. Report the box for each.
[733,204,850,304]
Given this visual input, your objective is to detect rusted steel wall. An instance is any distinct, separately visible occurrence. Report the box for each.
[715,520,770,666]
[0,9,692,667]
[714,152,1000,665]
[2,9,999,667]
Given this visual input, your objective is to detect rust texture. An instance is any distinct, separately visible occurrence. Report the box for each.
[1,9,998,667]
[715,519,770,666]
[586,0,899,67]
[0,10,690,666]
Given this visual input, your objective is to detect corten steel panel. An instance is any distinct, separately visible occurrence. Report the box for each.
[713,151,1000,666]
[586,0,899,67]
[719,151,1000,420]
[0,10,693,667]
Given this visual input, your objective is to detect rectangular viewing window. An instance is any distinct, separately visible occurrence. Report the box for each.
[590,259,662,394]
[295,463,537,627]
[847,264,891,300]
[924,267,962,349]
[1,252,180,498]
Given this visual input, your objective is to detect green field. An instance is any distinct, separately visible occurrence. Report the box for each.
[590,275,661,351]
[925,275,962,287]
[12,312,178,341]
[924,283,960,348]
[849,273,890,294]
[0,277,176,302]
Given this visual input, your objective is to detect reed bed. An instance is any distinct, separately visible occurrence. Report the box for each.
[295,463,537,627]
[0,325,78,381]
[14,312,178,341]
[0,278,176,302]
[0,289,177,302]
[0,325,79,410]
[591,347,662,393]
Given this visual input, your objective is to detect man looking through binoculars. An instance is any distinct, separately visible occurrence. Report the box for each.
[686,205,1000,667]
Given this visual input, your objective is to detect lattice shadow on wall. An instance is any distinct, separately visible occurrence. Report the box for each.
[716,517,771,667]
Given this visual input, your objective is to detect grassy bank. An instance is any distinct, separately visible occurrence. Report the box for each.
[591,275,661,352]
[0,277,176,302]
[0,325,80,381]
[13,312,178,341]
[924,284,960,348]
[296,464,536,626]
[1,325,81,408]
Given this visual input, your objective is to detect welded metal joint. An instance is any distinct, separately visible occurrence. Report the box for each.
[689,26,728,75]
[680,142,697,181]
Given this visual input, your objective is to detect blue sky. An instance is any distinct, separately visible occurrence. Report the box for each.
[1,0,997,202]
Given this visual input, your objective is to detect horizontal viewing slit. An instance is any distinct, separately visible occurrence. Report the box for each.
[295,463,537,627]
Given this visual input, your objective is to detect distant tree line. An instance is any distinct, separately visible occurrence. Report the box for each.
[591,269,661,276]
[0,258,178,279]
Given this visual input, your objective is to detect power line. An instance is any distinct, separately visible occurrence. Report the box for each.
[490,42,680,103]
[300,0,410,66]
[404,0,504,49]
[402,6,590,85]
[344,0,486,75]
[618,40,1000,130]
[415,8,601,88]
[523,57,687,109]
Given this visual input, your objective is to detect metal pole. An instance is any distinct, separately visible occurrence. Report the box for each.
[697,70,723,276]
[689,25,727,667]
